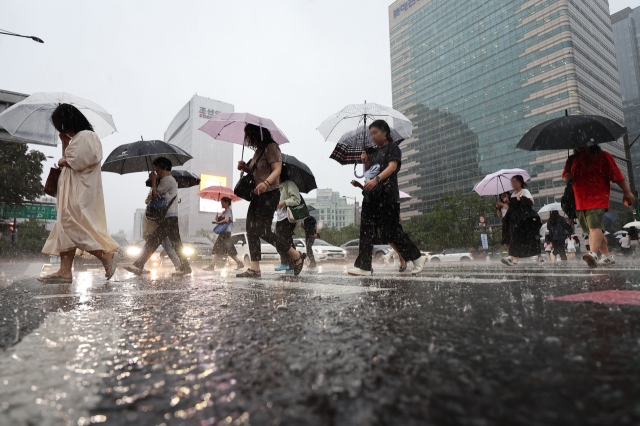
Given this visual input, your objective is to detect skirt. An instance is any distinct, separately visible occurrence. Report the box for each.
[501,217,511,245]
[212,232,237,256]
[509,218,541,258]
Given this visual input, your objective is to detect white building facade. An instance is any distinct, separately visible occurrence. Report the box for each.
[304,189,359,230]
[164,95,235,238]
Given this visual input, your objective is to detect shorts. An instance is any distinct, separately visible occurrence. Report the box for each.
[576,208,605,232]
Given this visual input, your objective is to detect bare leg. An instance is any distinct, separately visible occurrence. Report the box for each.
[512,256,518,264]
[230,255,243,265]
[389,243,406,268]
[589,229,609,256]
[43,249,76,279]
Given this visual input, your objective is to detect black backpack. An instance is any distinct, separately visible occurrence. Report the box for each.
[561,155,577,220]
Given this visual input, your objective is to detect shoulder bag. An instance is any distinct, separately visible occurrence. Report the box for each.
[213,210,232,234]
[44,166,62,197]
[234,146,268,201]
[145,195,177,223]
[287,196,310,223]
[561,155,577,220]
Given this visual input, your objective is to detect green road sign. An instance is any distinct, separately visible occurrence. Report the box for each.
[0,203,57,220]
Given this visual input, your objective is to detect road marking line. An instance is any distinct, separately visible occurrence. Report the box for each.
[34,289,189,299]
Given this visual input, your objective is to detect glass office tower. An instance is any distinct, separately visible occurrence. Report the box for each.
[612,7,640,184]
[389,0,628,220]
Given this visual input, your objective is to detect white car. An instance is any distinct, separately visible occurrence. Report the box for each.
[428,249,473,262]
[293,238,347,262]
[231,232,279,264]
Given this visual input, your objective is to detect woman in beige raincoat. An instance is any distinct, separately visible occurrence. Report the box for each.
[39,104,119,283]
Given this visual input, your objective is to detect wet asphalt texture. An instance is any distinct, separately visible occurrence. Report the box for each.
[1,261,640,426]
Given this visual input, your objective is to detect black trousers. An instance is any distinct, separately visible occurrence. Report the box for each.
[355,201,421,271]
[305,236,316,265]
[276,219,297,264]
[247,190,292,261]
[552,240,567,261]
[134,217,190,271]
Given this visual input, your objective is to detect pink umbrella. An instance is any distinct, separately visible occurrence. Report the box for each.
[399,190,412,203]
[198,112,290,146]
[198,186,242,202]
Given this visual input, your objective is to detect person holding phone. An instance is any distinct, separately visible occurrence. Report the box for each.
[347,120,426,276]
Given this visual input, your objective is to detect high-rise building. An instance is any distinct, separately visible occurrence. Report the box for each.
[132,208,145,242]
[612,7,640,183]
[164,95,234,237]
[303,189,359,229]
[389,0,629,220]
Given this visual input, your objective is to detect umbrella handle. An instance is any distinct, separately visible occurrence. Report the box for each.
[354,163,364,179]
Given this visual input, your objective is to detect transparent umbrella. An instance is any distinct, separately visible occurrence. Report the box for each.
[0,92,116,146]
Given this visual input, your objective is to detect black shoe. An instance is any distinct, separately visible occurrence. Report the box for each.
[293,253,306,276]
[399,265,407,273]
[236,269,261,278]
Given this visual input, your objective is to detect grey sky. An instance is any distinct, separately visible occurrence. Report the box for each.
[2,0,639,235]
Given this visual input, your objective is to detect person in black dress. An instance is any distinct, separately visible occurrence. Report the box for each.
[501,175,542,266]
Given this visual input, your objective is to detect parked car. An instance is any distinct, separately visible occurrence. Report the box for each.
[293,238,347,262]
[428,249,473,262]
[341,239,392,262]
[231,232,279,264]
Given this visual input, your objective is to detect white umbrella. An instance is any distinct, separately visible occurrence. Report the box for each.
[473,168,530,196]
[317,102,412,143]
[538,202,564,214]
[624,221,640,229]
[399,190,412,203]
[0,92,116,146]
[614,230,628,236]
[198,112,289,146]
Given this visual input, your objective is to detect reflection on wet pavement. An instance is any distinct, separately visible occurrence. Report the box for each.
[1,263,640,425]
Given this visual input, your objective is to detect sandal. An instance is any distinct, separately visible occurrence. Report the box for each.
[105,251,118,280]
[123,265,144,276]
[236,269,261,278]
[202,265,216,272]
[37,275,72,284]
[292,252,306,276]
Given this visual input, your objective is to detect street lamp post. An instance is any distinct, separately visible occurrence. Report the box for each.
[342,196,358,226]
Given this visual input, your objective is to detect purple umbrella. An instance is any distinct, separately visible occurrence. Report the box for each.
[198,112,289,145]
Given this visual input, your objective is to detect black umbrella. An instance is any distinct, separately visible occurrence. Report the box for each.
[101,139,193,174]
[516,114,627,151]
[145,170,201,189]
[281,154,317,194]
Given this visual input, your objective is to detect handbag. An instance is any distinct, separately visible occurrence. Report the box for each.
[287,196,310,223]
[213,222,231,234]
[561,155,577,220]
[145,196,177,223]
[44,167,62,197]
[234,147,268,201]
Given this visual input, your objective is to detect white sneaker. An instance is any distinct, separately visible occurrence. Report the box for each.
[411,255,427,274]
[347,268,372,276]
[597,255,616,267]
[501,257,514,267]
[582,252,598,268]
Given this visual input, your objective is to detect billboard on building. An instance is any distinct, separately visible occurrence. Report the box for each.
[316,189,333,203]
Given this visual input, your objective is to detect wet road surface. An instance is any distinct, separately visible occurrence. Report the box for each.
[2,261,640,425]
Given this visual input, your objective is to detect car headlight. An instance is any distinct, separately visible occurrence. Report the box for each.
[150,253,160,261]
[314,248,326,253]
[183,247,195,256]
[126,246,141,256]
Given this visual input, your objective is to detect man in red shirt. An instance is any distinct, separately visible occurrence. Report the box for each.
[562,146,635,267]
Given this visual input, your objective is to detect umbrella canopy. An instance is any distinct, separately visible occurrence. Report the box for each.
[538,202,564,214]
[473,169,530,196]
[516,115,627,151]
[198,186,241,202]
[281,154,317,194]
[624,221,640,229]
[329,143,366,165]
[101,140,193,174]
[198,112,289,146]
[614,230,629,236]
[399,191,412,203]
[0,92,116,146]
[146,170,200,189]
[317,102,412,143]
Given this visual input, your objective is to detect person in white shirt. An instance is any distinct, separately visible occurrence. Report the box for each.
[125,157,191,277]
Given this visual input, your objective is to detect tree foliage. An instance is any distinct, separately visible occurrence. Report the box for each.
[0,219,50,258]
[403,193,499,252]
[0,142,46,205]
[317,224,360,247]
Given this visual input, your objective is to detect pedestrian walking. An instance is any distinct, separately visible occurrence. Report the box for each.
[39,104,119,283]
[236,124,304,277]
[573,236,582,256]
[274,177,302,274]
[501,175,542,266]
[546,210,572,262]
[562,146,635,267]
[621,233,632,257]
[203,197,244,272]
[496,192,511,251]
[347,120,426,276]
[143,190,182,271]
[544,239,553,261]
[124,157,192,276]
[566,236,576,259]
[301,215,318,268]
